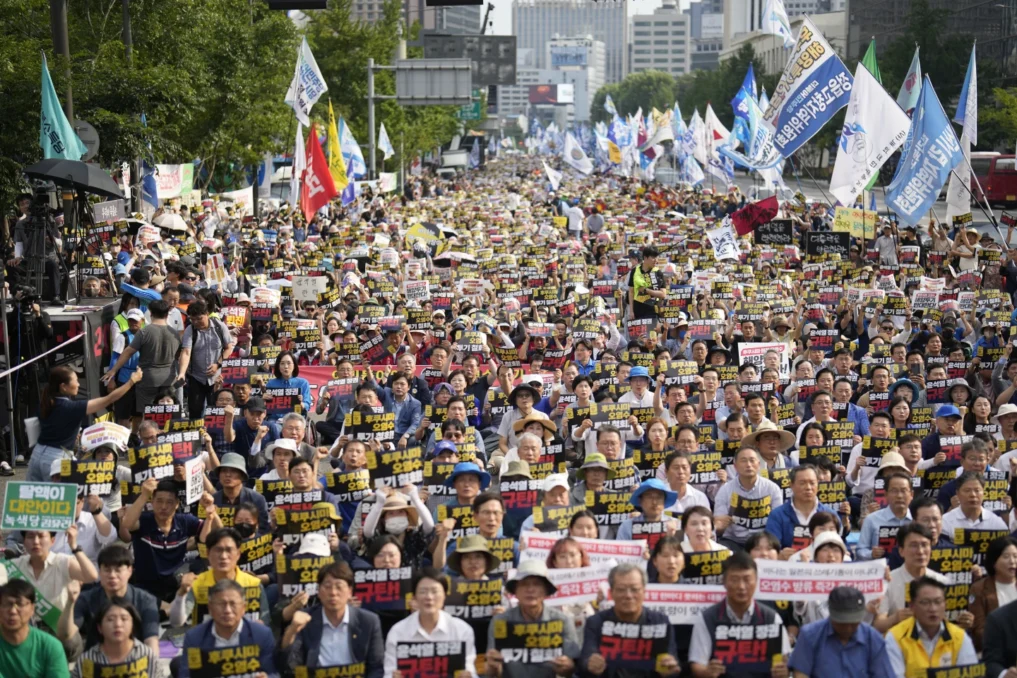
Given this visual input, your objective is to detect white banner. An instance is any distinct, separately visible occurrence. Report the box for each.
[378,172,398,193]
[285,37,328,127]
[706,222,740,261]
[603,584,727,624]
[505,563,612,607]
[80,422,131,453]
[293,275,328,302]
[754,558,887,602]
[155,164,186,200]
[519,531,646,568]
[217,185,253,215]
[737,342,791,380]
[184,458,204,505]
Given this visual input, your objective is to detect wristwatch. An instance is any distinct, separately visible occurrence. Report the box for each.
[89,506,102,515]
[72,547,83,555]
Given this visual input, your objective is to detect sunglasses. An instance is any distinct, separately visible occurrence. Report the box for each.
[186,276,198,281]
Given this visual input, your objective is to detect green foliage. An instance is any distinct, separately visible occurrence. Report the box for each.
[590,72,676,124]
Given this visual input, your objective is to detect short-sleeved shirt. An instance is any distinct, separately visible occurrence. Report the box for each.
[36,397,88,450]
[75,584,161,648]
[129,511,202,583]
[0,626,69,678]
[129,323,181,369]
[231,419,280,459]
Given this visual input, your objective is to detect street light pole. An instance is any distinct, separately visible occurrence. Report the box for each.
[368,58,377,180]
[49,0,73,120]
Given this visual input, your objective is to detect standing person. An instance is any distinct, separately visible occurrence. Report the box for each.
[71,598,165,678]
[103,299,180,416]
[969,535,1017,652]
[688,552,791,678]
[178,579,277,678]
[485,561,580,678]
[176,299,235,420]
[579,563,680,678]
[383,568,478,678]
[0,580,70,678]
[31,365,141,482]
[884,577,978,676]
[628,245,665,321]
[281,561,385,676]
[108,308,145,427]
[787,586,895,678]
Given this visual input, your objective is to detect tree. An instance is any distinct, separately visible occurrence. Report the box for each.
[589,72,675,124]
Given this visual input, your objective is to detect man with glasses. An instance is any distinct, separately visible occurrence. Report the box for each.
[884,576,977,675]
[178,579,278,678]
[0,580,69,677]
[856,471,913,561]
[887,498,953,570]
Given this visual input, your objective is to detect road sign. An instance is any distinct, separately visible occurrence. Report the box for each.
[2,482,78,532]
[395,59,473,106]
[422,35,517,86]
[456,88,482,120]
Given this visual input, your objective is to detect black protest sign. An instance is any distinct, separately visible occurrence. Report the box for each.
[395,642,467,678]
[755,220,794,246]
[531,504,586,532]
[365,446,423,488]
[712,622,784,673]
[445,577,503,620]
[273,504,340,547]
[124,443,174,499]
[729,493,773,530]
[59,459,116,497]
[276,553,335,598]
[344,410,396,443]
[353,566,414,611]
[264,388,303,417]
[585,490,635,526]
[325,469,371,504]
[804,232,850,256]
[681,550,732,585]
[143,404,180,429]
[186,645,264,678]
[253,479,323,512]
[436,503,479,540]
[598,618,672,672]
[492,617,566,664]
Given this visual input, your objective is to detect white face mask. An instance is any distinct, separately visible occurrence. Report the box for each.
[385,516,410,535]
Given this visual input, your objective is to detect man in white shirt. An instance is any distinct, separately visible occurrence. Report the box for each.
[47,459,118,567]
[941,471,1009,536]
[384,567,478,677]
[619,366,655,408]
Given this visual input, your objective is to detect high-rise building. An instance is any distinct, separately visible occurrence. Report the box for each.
[629,2,692,77]
[498,36,604,122]
[685,1,725,71]
[350,0,480,34]
[512,0,629,84]
[724,0,840,47]
[846,0,1016,78]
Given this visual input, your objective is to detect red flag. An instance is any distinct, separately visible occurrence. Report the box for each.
[731,195,779,236]
[300,123,338,222]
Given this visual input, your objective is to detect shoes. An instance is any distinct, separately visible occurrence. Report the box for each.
[0,462,13,476]
[14,454,24,465]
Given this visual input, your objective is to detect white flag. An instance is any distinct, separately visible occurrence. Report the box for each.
[954,44,977,145]
[830,64,910,207]
[945,133,972,222]
[338,116,366,178]
[761,0,795,48]
[542,160,562,191]
[896,47,922,114]
[284,37,328,126]
[706,221,740,261]
[378,123,395,160]
[289,121,305,208]
[563,132,593,175]
[689,109,707,165]
[704,104,730,146]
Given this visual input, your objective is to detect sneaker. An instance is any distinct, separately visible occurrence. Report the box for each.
[14,454,24,465]
[0,462,12,476]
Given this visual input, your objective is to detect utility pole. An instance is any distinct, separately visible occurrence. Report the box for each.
[368,58,377,180]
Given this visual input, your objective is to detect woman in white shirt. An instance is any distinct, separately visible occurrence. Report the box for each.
[384,567,478,678]
[679,506,726,553]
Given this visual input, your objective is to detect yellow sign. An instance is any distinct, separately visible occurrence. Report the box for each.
[833,207,877,239]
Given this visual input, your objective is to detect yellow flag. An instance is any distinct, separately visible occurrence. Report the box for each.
[327,100,349,190]
[607,141,621,164]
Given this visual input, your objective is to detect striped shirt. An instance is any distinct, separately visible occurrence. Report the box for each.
[72,639,166,678]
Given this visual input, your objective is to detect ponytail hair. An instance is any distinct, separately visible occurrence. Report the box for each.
[41,366,75,419]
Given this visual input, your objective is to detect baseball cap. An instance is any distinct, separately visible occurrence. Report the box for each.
[125,309,145,322]
[827,586,866,624]
[935,404,962,419]
[245,397,267,413]
[543,473,569,494]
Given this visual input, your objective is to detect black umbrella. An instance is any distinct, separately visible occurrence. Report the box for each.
[23,158,124,200]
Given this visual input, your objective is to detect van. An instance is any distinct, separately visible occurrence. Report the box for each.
[969,152,1017,205]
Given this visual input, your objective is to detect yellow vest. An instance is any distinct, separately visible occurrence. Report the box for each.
[191,568,263,624]
[633,265,656,304]
[888,617,967,678]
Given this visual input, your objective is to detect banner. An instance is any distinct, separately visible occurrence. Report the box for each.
[886,77,964,227]
[155,164,194,201]
[1,482,77,532]
[754,558,887,601]
[564,132,593,175]
[505,563,612,607]
[763,17,853,157]
[519,531,646,568]
[301,123,339,222]
[737,342,791,380]
[830,64,910,207]
[40,53,88,160]
[604,584,727,625]
[706,222,740,261]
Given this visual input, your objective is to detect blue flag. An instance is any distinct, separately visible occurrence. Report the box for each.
[141,161,159,212]
[469,138,480,169]
[886,76,963,227]
[40,53,87,160]
[340,161,356,206]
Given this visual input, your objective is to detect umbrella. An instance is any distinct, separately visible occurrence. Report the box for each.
[23,159,124,200]
[153,213,188,232]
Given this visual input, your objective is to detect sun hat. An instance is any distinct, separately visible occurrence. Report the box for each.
[215,452,249,480]
[380,492,419,526]
[444,461,491,490]
[505,559,557,596]
[625,366,651,382]
[447,534,502,575]
[576,452,617,481]
[629,478,678,513]
[503,460,532,479]
[740,420,795,452]
[264,437,298,461]
[508,383,542,407]
[876,451,909,476]
[297,533,331,557]
[512,413,557,437]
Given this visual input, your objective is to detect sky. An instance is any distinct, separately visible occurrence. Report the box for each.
[487,0,676,36]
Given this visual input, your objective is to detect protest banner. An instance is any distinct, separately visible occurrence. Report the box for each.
[1,482,77,532]
[597,617,672,672]
[58,459,116,497]
[737,342,791,380]
[395,642,467,678]
[276,553,335,598]
[505,563,613,608]
[492,617,566,664]
[681,550,732,586]
[79,655,153,678]
[273,503,340,547]
[353,566,414,611]
[444,577,503,620]
[366,446,423,488]
[325,469,372,504]
[520,530,646,568]
[186,645,264,678]
[754,558,887,601]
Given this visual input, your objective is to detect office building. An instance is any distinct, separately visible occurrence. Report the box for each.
[724,0,841,47]
[630,2,692,77]
[720,11,845,75]
[512,0,629,83]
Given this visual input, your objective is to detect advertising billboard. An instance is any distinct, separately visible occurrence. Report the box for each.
[422,35,517,86]
[550,46,588,68]
[528,84,575,105]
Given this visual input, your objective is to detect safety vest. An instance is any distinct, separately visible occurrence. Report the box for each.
[888,617,967,678]
[113,313,129,333]
[632,265,656,304]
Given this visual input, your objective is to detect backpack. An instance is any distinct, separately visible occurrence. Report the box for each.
[185,317,229,358]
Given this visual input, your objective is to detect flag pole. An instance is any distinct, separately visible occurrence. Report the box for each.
[949,168,1006,242]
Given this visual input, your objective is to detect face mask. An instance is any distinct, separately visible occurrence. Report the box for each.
[385,516,410,535]
[235,523,256,539]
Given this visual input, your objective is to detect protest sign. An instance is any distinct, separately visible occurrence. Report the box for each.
[754,558,887,601]
[1,482,77,532]
[520,531,646,568]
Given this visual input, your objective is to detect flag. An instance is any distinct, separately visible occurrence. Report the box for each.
[469,138,480,169]
[607,141,622,164]
[761,0,794,48]
[704,104,730,145]
[731,195,779,236]
[291,121,306,208]
[689,109,707,165]
[141,161,159,218]
[706,221,741,260]
[379,123,395,160]
[954,43,978,145]
[604,94,618,116]
[681,156,705,186]
[341,161,357,207]
[945,133,972,222]
[338,117,366,178]
[886,76,964,226]
[762,17,853,158]
[300,123,337,221]
[759,87,769,112]
[829,64,910,206]
[258,152,273,199]
[718,93,783,171]
[706,154,735,189]
[731,66,757,148]
[896,47,922,115]
[285,37,328,126]
[326,101,349,191]
[564,132,593,175]
[40,53,87,160]
[861,38,882,84]
[542,160,562,191]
